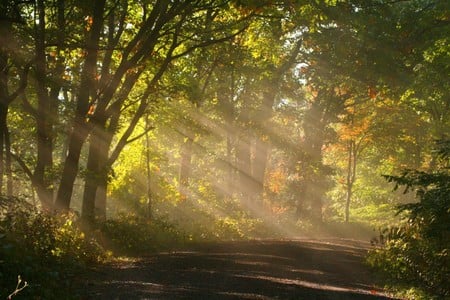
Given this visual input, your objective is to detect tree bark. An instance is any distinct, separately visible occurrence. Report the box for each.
[82,118,107,221]
[226,133,235,197]
[251,134,269,203]
[55,0,106,210]
[179,125,194,188]
[0,17,29,199]
[236,133,252,206]
[83,122,111,220]
[5,119,12,196]
[145,115,153,219]
[297,97,331,224]
[33,0,62,208]
[0,106,5,196]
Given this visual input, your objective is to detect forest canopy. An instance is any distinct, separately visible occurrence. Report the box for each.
[0,0,447,226]
[0,0,449,298]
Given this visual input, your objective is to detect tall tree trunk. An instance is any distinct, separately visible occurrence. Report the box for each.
[33,0,55,208]
[95,179,107,220]
[55,0,106,210]
[94,92,152,218]
[5,120,12,196]
[298,98,329,224]
[226,133,234,197]
[0,10,10,197]
[82,116,110,220]
[82,124,104,221]
[345,140,358,223]
[0,106,5,196]
[251,136,269,204]
[145,115,153,219]
[94,127,116,219]
[55,124,89,210]
[0,18,29,199]
[236,134,252,206]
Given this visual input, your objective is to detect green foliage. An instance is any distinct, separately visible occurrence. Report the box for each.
[0,197,107,299]
[367,140,450,298]
[98,213,183,256]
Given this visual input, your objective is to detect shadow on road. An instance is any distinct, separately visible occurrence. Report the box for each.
[83,239,395,299]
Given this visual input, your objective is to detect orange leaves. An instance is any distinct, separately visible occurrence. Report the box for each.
[305,85,318,98]
[334,85,349,97]
[267,168,286,194]
[85,16,93,31]
[87,104,96,116]
[368,86,377,99]
[270,205,287,216]
[339,116,371,142]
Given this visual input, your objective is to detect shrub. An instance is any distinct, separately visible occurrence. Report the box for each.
[98,212,184,255]
[0,197,107,299]
[367,140,450,298]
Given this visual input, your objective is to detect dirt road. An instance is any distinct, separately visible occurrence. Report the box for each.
[82,238,395,299]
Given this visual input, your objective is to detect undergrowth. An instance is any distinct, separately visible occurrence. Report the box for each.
[0,197,107,299]
[367,140,450,299]
[0,196,279,298]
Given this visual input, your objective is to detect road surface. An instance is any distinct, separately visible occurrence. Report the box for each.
[82,238,395,299]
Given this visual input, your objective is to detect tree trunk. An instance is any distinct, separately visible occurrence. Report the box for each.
[55,122,90,210]
[0,11,10,197]
[236,134,252,206]
[33,0,56,208]
[5,119,12,196]
[226,133,235,197]
[145,116,153,219]
[82,134,101,221]
[0,106,5,196]
[55,0,106,210]
[299,98,329,224]
[84,124,111,221]
[251,136,269,204]
[0,17,30,199]
[345,140,357,223]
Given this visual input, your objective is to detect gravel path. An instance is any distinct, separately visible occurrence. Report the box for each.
[81,238,395,299]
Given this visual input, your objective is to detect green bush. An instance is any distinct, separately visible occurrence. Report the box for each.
[367,140,450,298]
[0,197,107,299]
[98,212,184,255]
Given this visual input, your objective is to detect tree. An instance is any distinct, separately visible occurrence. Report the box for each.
[75,1,252,220]
[371,139,450,297]
[0,1,30,197]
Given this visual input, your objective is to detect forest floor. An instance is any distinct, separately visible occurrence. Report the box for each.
[79,238,397,300]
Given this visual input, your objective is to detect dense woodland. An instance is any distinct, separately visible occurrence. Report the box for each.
[0,0,448,299]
